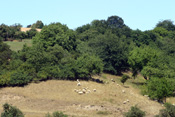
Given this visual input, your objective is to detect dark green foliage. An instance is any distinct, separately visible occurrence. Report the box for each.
[0,43,12,66]
[33,23,77,51]
[9,71,32,86]
[31,20,44,29]
[78,32,129,75]
[121,74,130,85]
[156,20,175,31]
[128,46,159,78]
[107,16,125,28]
[45,111,68,117]
[26,28,38,39]
[124,105,145,117]
[1,103,24,117]
[75,54,103,79]
[156,103,175,117]
[146,78,173,102]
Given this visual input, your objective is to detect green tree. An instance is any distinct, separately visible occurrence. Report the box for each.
[107,16,125,28]
[26,28,38,39]
[78,32,129,75]
[31,20,44,29]
[75,54,103,79]
[1,103,24,117]
[128,46,159,78]
[156,20,175,31]
[33,23,77,51]
[124,105,145,117]
[121,74,130,85]
[147,78,173,102]
[156,103,175,117]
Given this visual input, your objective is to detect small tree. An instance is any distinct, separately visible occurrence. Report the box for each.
[124,105,145,117]
[147,78,173,103]
[156,103,175,117]
[121,74,130,85]
[1,103,24,117]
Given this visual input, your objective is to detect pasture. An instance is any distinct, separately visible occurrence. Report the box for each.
[0,73,168,117]
[4,39,32,51]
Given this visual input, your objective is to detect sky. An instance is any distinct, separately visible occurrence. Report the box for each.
[0,0,175,31]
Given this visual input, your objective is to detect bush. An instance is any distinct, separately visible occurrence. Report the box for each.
[121,74,130,85]
[124,105,145,117]
[1,103,24,117]
[0,71,12,86]
[9,71,32,86]
[45,111,68,117]
[156,103,175,117]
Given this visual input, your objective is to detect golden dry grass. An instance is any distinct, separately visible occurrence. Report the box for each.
[21,27,41,32]
[0,74,168,117]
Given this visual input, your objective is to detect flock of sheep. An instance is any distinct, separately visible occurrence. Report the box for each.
[74,78,130,104]
[74,79,96,95]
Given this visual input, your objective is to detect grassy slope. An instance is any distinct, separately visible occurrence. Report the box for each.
[4,39,32,51]
[0,73,166,117]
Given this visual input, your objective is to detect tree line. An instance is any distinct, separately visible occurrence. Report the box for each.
[0,16,175,102]
[0,20,44,41]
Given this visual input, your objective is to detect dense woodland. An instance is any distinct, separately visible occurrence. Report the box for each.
[1,16,175,102]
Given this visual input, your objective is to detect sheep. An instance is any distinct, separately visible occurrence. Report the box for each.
[93,89,96,92]
[78,91,83,95]
[122,90,125,93]
[123,101,127,104]
[77,79,81,86]
[77,82,81,86]
[87,90,91,93]
[111,79,115,82]
[127,99,129,102]
[77,79,80,82]
[82,89,86,93]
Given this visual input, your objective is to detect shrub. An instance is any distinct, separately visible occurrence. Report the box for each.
[121,74,130,85]
[45,111,68,117]
[9,71,32,86]
[156,103,175,117]
[1,103,24,117]
[0,71,12,86]
[124,105,145,117]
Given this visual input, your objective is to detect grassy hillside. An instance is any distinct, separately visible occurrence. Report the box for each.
[4,39,32,51]
[0,74,167,117]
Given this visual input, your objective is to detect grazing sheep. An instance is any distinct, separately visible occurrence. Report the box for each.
[123,101,127,104]
[122,90,125,93]
[82,89,86,93]
[127,99,129,102]
[111,79,115,82]
[93,89,96,92]
[78,91,83,95]
[87,90,91,93]
[77,82,81,86]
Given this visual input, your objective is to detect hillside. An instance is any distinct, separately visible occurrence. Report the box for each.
[0,74,163,117]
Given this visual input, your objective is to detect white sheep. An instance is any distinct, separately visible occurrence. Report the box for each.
[93,89,96,92]
[77,79,81,86]
[122,90,125,93]
[111,79,115,82]
[123,101,127,104]
[77,82,81,86]
[127,99,129,102]
[78,91,83,95]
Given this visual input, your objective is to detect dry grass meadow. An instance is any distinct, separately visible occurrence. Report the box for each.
[0,73,171,117]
